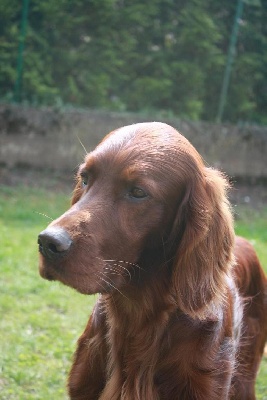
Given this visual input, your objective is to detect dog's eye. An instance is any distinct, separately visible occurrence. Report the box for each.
[129,187,148,199]
[80,173,89,188]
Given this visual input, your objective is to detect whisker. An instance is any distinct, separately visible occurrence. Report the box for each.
[102,259,140,269]
[93,274,108,293]
[76,133,88,155]
[99,270,126,285]
[34,211,53,221]
[104,263,132,280]
[96,273,129,299]
[103,268,122,276]
[102,258,145,272]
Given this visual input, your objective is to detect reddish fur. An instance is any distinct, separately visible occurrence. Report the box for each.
[39,122,267,399]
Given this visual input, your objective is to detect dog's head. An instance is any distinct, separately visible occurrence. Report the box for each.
[38,122,234,318]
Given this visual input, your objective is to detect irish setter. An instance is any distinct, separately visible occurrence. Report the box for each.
[38,122,267,400]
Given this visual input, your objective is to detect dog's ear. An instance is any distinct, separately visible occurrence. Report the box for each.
[170,168,235,320]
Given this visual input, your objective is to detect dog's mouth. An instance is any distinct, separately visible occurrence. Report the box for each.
[38,255,57,281]
[41,269,55,281]
[37,225,142,294]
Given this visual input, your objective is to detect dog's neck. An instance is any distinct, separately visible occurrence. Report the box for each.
[97,274,177,399]
[102,266,175,325]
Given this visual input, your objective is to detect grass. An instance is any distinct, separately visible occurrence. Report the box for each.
[234,206,267,400]
[0,185,266,399]
[0,187,96,399]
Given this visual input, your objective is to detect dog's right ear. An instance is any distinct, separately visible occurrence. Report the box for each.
[168,167,235,320]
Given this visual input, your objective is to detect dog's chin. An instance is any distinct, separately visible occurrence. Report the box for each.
[39,261,100,295]
[39,262,56,281]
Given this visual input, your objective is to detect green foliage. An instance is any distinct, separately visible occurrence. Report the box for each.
[0,186,266,398]
[1,0,267,122]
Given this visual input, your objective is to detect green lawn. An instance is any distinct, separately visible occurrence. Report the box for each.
[234,206,267,400]
[0,186,266,399]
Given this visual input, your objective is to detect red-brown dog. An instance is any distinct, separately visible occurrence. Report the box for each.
[38,122,267,399]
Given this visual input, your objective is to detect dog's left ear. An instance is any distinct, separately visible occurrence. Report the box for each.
[170,167,235,319]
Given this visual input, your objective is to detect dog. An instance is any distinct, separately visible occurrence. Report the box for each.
[38,122,267,399]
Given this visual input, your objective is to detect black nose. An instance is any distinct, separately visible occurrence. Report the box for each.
[38,227,72,260]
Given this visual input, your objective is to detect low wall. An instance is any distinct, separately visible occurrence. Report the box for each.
[0,104,266,180]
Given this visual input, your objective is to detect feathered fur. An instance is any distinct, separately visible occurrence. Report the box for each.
[39,122,267,400]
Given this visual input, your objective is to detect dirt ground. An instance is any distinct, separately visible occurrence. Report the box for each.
[1,167,267,211]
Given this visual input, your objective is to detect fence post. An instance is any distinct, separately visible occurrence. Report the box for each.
[216,0,244,123]
[13,0,30,103]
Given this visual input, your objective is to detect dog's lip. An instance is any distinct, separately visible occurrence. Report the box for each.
[39,259,57,281]
[43,271,55,281]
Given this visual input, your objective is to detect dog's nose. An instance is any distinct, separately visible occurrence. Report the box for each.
[38,227,72,260]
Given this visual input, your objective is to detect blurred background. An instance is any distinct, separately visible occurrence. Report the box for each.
[0,0,266,399]
[1,0,267,122]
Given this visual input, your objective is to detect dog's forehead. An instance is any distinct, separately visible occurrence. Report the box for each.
[83,122,202,180]
[98,125,137,151]
[94,122,186,158]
